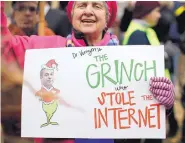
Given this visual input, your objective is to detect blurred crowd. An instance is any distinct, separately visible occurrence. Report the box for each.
[1,1,185,143]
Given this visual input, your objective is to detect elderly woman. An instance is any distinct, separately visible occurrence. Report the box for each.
[1,1,174,143]
[65,1,118,47]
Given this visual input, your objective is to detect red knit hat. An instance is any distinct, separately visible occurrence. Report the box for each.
[133,1,160,19]
[66,1,117,28]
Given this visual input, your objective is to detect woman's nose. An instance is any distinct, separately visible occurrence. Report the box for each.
[84,5,93,16]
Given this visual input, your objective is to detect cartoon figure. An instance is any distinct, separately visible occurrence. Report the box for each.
[35,59,73,128]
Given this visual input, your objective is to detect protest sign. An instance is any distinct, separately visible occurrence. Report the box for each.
[21,46,166,139]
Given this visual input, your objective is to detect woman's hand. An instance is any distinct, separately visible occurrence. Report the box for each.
[149,77,175,109]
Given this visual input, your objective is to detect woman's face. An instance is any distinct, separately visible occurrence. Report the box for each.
[72,2,107,35]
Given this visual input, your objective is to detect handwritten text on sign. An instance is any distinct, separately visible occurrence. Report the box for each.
[22,46,165,138]
[83,53,160,130]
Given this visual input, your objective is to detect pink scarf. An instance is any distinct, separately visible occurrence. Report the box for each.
[66,31,119,47]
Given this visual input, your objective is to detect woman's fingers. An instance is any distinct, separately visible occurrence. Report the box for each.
[150,88,174,109]
[150,77,171,84]
[150,81,171,91]
[150,87,172,97]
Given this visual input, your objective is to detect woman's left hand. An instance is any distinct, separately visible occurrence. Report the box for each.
[149,77,175,109]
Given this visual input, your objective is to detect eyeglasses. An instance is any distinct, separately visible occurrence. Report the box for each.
[15,6,37,13]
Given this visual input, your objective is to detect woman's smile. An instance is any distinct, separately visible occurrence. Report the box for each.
[81,19,96,23]
[81,19,97,27]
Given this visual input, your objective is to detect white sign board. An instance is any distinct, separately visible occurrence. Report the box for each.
[21,46,166,139]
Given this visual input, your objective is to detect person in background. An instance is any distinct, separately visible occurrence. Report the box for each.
[123,1,161,45]
[119,1,135,41]
[173,3,185,143]
[44,1,72,37]
[119,1,175,44]
[9,1,54,36]
[153,3,181,139]
[1,1,175,143]
[161,2,185,139]
[59,1,69,11]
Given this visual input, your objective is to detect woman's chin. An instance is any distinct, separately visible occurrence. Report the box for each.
[81,30,97,35]
[79,26,97,34]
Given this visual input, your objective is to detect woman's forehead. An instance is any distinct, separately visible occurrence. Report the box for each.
[75,1,105,5]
